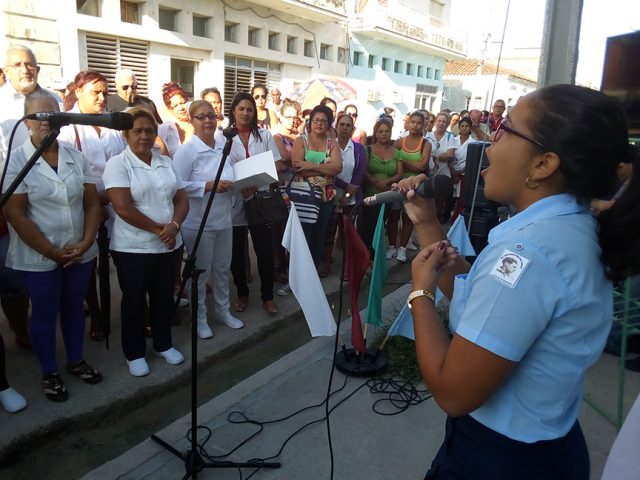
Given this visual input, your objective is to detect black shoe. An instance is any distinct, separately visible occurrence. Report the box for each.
[65,360,103,384]
[42,373,68,402]
[625,356,640,372]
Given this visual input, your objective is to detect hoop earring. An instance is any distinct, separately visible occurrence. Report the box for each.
[525,176,540,190]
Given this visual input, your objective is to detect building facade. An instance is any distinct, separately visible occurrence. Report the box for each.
[2,0,466,127]
[442,58,537,112]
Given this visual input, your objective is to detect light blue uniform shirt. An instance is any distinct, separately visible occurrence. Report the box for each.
[449,194,612,442]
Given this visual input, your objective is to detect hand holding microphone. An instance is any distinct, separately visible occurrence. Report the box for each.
[363,173,453,206]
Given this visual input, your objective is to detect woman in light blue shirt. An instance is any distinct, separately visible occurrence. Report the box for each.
[397,84,640,479]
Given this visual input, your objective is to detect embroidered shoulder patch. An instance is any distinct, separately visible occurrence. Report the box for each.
[489,249,531,288]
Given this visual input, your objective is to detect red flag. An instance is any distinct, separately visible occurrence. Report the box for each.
[343,216,370,353]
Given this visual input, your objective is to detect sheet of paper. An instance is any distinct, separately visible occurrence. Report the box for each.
[230,150,278,190]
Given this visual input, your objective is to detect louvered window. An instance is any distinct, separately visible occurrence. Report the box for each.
[85,34,149,96]
[223,56,281,116]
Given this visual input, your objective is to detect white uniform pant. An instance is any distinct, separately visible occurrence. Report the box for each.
[181,227,233,323]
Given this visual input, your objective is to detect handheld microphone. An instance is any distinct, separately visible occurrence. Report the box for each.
[222,126,238,140]
[363,174,453,206]
[24,111,134,130]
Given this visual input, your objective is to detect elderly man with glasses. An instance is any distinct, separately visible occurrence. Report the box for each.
[107,68,138,112]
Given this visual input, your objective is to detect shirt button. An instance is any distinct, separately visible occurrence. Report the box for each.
[515,243,523,251]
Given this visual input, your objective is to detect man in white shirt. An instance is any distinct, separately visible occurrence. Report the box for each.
[0,44,43,349]
[469,109,491,142]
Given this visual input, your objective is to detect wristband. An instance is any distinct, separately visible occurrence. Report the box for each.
[171,221,180,230]
[407,289,435,310]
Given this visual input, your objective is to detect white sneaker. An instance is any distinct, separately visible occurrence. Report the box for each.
[386,246,397,260]
[0,387,27,413]
[406,238,418,251]
[127,358,150,377]
[155,347,185,365]
[276,284,292,296]
[216,313,245,329]
[396,247,407,263]
[196,321,213,339]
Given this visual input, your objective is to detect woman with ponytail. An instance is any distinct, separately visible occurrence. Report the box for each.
[396,84,640,479]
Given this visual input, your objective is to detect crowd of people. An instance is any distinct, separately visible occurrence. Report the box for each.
[1,42,634,427]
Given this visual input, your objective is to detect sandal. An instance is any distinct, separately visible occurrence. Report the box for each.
[262,300,279,315]
[234,296,249,312]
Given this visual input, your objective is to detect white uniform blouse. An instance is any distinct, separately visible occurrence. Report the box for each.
[425,131,457,177]
[4,140,99,271]
[158,121,181,158]
[227,128,281,227]
[173,133,233,232]
[102,147,183,254]
[57,104,127,193]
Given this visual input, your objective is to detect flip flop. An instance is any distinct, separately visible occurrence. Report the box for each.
[234,296,249,312]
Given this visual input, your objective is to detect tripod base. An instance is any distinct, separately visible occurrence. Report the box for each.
[335,348,388,377]
[151,434,281,479]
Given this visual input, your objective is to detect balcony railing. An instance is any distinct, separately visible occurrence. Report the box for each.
[352,0,466,55]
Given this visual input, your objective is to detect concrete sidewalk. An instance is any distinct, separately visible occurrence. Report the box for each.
[0,246,415,478]
[79,284,640,480]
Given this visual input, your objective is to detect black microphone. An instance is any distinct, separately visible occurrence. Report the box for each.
[24,111,134,130]
[363,174,453,206]
[222,126,238,140]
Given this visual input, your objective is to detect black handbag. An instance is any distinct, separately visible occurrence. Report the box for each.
[245,183,289,227]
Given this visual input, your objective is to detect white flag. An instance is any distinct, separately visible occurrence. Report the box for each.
[282,204,337,337]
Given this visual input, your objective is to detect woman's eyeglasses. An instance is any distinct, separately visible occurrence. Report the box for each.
[253,94,267,100]
[494,119,545,149]
[312,118,328,125]
[192,113,217,121]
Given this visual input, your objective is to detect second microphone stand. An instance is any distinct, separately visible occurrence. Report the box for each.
[151,128,280,478]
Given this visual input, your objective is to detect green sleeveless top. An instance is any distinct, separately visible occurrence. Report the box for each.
[398,136,424,179]
[364,147,402,197]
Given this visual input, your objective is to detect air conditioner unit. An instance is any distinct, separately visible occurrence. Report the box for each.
[367,90,380,102]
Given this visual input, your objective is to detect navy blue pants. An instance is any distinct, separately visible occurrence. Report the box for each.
[425,415,589,480]
[22,260,94,374]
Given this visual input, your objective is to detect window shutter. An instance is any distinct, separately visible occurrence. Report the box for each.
[223,56,282,116]
[86,33,149,96]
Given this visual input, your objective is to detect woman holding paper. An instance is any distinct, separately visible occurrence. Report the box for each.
[174,101,243,338]
[227,92,282,315]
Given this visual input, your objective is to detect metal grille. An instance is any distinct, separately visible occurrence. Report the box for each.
[86,33,149,96]
[223,56,282,116]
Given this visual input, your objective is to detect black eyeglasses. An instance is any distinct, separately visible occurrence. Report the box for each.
[494,119,545,149]
[191,113,217,121]
[122,84,138,91]
[253,94,267,100]
[347,112,358,118]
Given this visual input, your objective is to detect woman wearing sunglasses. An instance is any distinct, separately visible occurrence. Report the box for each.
[396,84,640,479]
[251,84,277,131]
[159,82,193,158]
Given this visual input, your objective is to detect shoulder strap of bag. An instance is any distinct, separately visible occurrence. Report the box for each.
[73,125,82,152]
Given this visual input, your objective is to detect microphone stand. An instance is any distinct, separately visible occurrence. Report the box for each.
[0,129,59,208]
[151,128,280,478]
